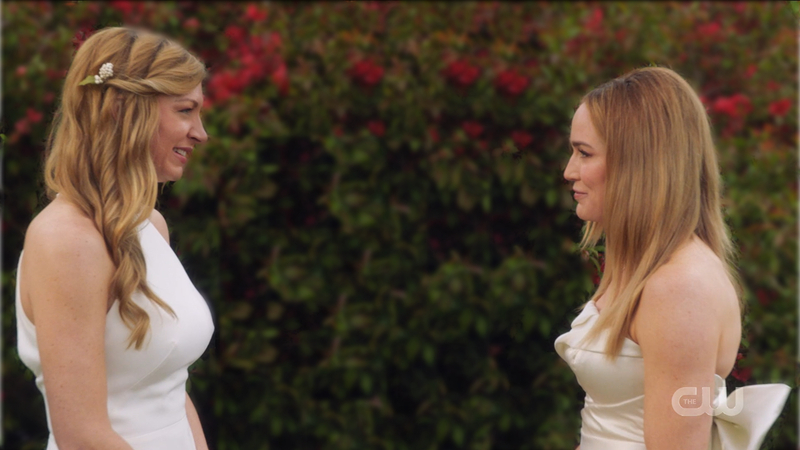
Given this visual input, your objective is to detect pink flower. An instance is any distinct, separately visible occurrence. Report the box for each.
[367,120,385,137]
[461,120,484,139]
[511,130,533,149]
[494,69,529,98]
[768,99,792,117]
[442,60,480,88]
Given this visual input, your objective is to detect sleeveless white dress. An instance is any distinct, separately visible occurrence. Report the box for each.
[554,300,790,450]
[16,219,215,450]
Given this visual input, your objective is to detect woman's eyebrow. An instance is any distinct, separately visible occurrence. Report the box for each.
[570,140,594,149]
[173,98,199,108]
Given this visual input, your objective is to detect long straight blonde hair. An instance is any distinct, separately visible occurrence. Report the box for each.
[44,27,206,349]
[578,67,741,358]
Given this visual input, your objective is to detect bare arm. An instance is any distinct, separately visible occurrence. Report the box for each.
[636,268,721,450]
[186,393,210,450]
[22,212,134,450]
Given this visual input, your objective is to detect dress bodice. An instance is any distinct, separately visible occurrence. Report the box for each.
[554,300,790,450]
[16,219,215,449]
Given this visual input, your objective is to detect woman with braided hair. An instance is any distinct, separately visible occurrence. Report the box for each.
[15,27,213,449]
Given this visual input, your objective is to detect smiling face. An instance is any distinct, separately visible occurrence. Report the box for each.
[151,83,208,183]
[564,103,607,224]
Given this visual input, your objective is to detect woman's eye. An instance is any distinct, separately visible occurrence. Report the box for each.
[579,150,590,158]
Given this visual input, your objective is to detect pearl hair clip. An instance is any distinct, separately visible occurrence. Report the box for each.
[79,62,114,85]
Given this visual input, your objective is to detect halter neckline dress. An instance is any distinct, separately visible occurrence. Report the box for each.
[554,300,790,450]
[16,219,215,449]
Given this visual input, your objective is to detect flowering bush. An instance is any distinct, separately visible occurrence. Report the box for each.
[2,2,796,449]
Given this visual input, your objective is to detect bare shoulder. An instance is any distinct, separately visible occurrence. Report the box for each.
[148,208,169,244]
[24,199,109,264]
[21,198,116,321]
[640,239,737,319]
[634,238,738,356]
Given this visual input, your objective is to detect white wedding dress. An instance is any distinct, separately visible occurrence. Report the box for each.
[555,300,790,450]
[16,219,215,449]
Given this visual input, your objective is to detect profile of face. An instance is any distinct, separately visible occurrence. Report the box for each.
[564,103,607,223]
[151,83,208,183]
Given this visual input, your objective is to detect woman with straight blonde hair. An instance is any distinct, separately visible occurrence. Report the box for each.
[15,26,213,449]
[555,67,789,449]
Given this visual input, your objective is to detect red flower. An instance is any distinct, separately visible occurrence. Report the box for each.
[367,120,385,137]
[348,59,384,88]
[206,71,240,104]
[494,69,529,98]
[585,7,603,34]
[768,99,792,117]
[461,120,484,139]
[697,22,721,39]
[26,108,43,124]
[511,130,533,149]
[711,94,752,118]
[225,25,246,43]
[16,66,26,76]
[245,3,268,21]
[270,62,289,96]
[72,27,94,51]
[14,118,30,135]
[731,366,752,383]
[265,32,283,53]
[755,289,774,306]
[744,64,757,79]
[109,0,135,15]
[442,60,480,88]
[428,126,440,143]
[766,81,780,92]
[184,17,200,31]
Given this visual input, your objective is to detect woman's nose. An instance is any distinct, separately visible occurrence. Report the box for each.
[564,154,579,182]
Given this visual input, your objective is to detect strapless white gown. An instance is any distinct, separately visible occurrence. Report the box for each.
[16,219,215,449]
[554,300,790,450]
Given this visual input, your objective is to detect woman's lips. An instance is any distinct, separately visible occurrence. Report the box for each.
[573,191,587,200]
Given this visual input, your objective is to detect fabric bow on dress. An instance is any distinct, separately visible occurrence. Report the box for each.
[709,377,790,450]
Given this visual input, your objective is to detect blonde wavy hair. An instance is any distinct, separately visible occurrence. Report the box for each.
[44,27,206,349]
[577,67,742,358]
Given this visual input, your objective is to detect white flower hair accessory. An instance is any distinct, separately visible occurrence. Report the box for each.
[79,62,114,85]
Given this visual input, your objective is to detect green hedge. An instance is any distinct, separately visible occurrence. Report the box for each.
[3,2,796,449]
